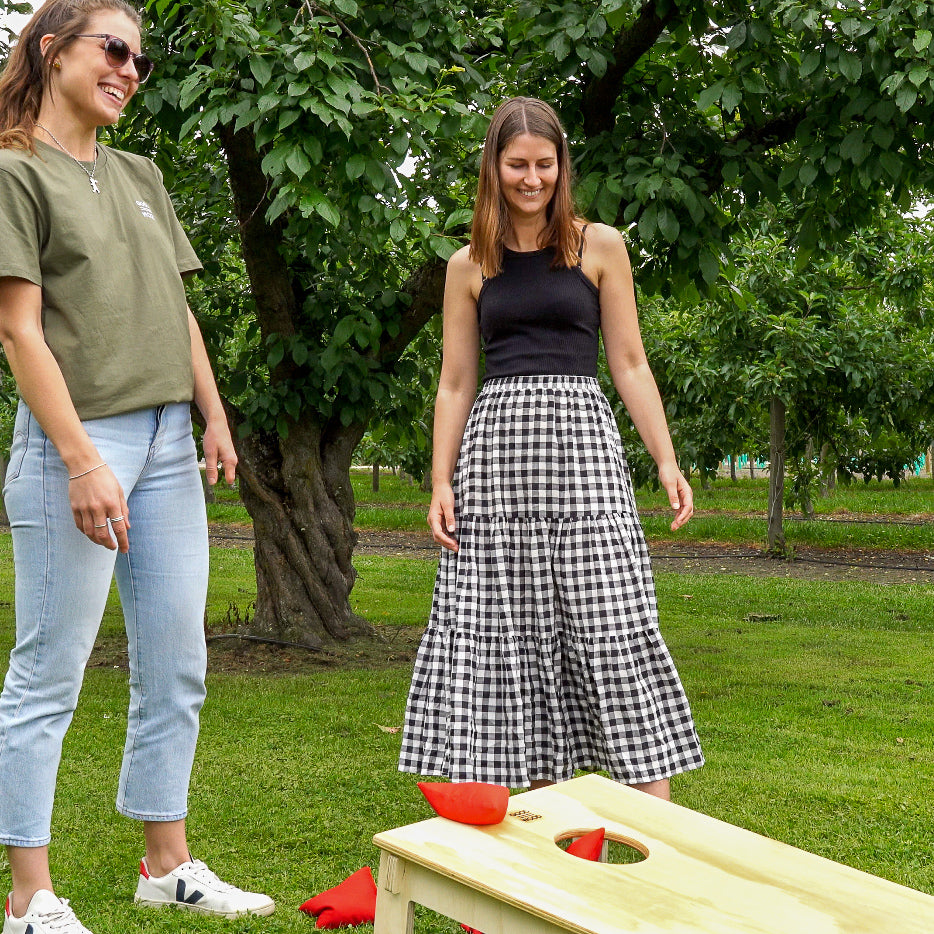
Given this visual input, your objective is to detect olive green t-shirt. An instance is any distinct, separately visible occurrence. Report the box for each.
[0,140,201,420]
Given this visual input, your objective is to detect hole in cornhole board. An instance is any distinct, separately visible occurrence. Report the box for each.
[555,829,649,865]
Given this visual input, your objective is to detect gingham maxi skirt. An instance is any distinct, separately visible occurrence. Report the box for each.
[398,375,704,785]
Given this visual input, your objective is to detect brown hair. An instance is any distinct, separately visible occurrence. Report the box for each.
[469,97,584,277]
[0,0,141,152]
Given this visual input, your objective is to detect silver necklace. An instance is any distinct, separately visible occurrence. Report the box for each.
[35,123,100,193]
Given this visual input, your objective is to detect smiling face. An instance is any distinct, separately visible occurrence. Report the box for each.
[497,133,560,223]
[45,10,143,129]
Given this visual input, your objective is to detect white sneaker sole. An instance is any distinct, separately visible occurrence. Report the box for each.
[134,896,275,919]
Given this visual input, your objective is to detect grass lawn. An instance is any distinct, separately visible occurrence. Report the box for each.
[0,533,932,931]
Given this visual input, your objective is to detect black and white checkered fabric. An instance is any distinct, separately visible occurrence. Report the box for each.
[399,375,704,785]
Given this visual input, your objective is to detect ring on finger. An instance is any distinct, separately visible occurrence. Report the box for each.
[110,515,125,522]
[93,522,108,529]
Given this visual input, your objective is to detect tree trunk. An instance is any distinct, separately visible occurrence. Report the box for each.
[372,462,380,493]
[232,409,370,647]
[800,437,815,519]
[819,441,835,497]
[215,120,444,646]
[767,397,786,554]
[749,455,755,479]
[729,453,737,482]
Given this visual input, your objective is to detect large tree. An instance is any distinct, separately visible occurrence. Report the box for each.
[121,0,506,647]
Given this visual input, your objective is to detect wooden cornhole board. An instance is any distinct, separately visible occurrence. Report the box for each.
[372,773,934,933]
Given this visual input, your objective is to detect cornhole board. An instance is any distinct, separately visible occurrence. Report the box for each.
[372,773,934,933]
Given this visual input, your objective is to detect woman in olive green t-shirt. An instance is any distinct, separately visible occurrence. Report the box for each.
[0,2,274,930]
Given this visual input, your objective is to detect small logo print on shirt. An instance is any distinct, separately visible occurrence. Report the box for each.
[136,199,155,219]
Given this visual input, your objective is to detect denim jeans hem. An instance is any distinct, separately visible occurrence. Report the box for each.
[117,805,189,823]
[0,833,52,848]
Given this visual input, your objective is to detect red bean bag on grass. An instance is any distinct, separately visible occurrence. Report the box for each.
[299,867,377,929]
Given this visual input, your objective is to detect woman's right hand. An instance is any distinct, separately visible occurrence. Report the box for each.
[69,464,131,553]
[428,482,459,552]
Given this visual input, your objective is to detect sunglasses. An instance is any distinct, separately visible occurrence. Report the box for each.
[72,33,154,84]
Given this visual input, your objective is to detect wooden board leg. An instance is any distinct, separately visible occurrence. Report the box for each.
[375,852,415,934]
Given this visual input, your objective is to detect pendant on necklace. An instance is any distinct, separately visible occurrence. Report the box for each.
[90,177,100,194]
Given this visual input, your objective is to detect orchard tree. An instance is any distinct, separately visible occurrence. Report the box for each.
[646,209,934,552]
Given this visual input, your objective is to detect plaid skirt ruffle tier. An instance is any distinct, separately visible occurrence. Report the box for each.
[398,376,704,785]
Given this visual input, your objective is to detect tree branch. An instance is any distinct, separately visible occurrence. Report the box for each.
[299,0,385,96]
[216,122,298,346]
[377,256,447,369]
[582,0,684,136]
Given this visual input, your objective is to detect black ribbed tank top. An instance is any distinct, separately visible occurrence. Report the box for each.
[477,239,600,382]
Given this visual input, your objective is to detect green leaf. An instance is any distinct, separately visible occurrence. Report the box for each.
[657,206,680,243]
[879,151,902,180]
[278,109,301,131]
[594,184,621,225]
[721,83,742,113]
[444,208,474,230]
[913,30,932,52]
[267,341,285,369]
[698,249,719,284]
[429,236,459,261]
[250,55,273,86]
[726,21,747,50]
[312,195,340,227]
[294,51,316,71]
[799,50,821,77]
[346,154,367,180]
[697,80,725,112]
[871,124,894,149]
[332,316,356,347]
[637,202,658,242]
[798,163,818,187]
[895,83,918,111]
[404,51,433,74]
[838,51,861,82]
[286,146,312,178]
[908,65,929,88]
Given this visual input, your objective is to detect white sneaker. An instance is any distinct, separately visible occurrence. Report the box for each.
[3,890,93,933]
[134,858,274,918]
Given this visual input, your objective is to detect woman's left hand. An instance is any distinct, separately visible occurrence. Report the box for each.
[658,463,694,531]
[202,416,238,486]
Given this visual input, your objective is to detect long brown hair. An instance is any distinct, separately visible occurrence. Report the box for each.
[469,97,583,277]
[0,0,141,152]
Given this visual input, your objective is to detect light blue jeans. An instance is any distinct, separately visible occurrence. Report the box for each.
[0,402,209,846]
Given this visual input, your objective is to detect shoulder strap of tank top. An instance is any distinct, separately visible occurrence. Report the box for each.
[577,225,588,264]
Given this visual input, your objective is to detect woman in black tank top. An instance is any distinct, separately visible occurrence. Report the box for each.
[399,98,703,800]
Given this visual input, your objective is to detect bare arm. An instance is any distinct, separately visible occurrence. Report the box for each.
[586,225,693,531]
[188,308,237,486]
[0,276,130,550]
[428,247,482,551]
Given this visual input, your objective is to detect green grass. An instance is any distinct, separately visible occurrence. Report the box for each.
[352,468,432,507]
[1,542,932,932]
[635,474,934,517]
[641,513,934,551]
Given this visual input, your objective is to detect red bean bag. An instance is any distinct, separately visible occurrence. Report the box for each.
[417,781,510,825]
[299,867,376,929]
